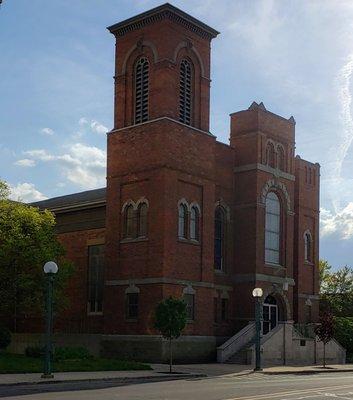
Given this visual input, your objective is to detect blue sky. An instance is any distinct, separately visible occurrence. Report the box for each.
[1,0,353,268]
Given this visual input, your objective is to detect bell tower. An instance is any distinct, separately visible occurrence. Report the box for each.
[107,3,219,132]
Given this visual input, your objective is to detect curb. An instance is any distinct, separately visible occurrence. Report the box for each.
[0,373,206,388]
[262,369,353,375]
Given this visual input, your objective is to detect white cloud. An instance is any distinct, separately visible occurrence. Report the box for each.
[76,117,108,136]
[90,120,108,135]
[321,204,353,239]
[9,183,47,202]
[41,127,54,136]
[14,158,36,167]
[25,143,106,189]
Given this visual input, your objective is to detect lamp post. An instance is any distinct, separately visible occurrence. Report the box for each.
[42,261,58,379]
[252,287,263,372]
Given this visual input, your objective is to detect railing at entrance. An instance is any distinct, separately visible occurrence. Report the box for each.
[217,322,256,363]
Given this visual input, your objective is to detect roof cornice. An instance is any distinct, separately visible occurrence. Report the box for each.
[107,3,219,40]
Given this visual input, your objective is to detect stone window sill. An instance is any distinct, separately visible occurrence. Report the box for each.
[87,312,103,316]
[120,237,148,244]
[126,318,138,322]
[177,238,200,246]
[265,262,286,269]
[214,268,226,275]
[304,260,314,266]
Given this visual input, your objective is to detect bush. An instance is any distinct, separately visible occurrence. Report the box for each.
[25,345,44,358]
[334,317,353,359]
[0,326,11,350]
[54,346,92,361]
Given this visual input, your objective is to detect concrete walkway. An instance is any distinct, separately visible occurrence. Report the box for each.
[0,363,352,386]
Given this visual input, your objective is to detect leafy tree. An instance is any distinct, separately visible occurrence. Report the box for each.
[334,317,353,363]
[0,180,73,331]
[154,297,187,373]
[315,312,334,368]
[319,260,353,316]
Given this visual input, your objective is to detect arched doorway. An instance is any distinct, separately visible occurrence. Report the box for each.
[262,295,278,335]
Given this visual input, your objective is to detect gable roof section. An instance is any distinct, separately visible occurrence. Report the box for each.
[107,3,219,39]
[31,188,106,213]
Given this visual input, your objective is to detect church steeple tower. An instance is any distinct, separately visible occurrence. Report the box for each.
[107,3,219,132]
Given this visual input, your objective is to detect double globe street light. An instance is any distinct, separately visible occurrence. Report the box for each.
[42,261,58,379]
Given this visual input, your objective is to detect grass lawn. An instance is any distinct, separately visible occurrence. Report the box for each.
[0,353,152,374]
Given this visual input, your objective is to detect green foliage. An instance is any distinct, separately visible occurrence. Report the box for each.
[0,353,151,373]
[0,326,11,350]
[0,179,73,326]
[25,345,44,358]
[154,297,187,340]
[334,317,353,361]
[315,312,334,345]
[319,259,353,316]
[0,181,10,200]
[54,346,92,361]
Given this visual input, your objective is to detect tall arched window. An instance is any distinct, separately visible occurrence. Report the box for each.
[266,142,276,168]
[190,206,200,241]
[304,231,312,262]
[137,203,148,238]
[214,207,226,271]
[134,57,149,124]
[265,192,281,264]
[124,204,136,239]
[179,59,192,125]
[178,203,188,239]
[277,146,285,171]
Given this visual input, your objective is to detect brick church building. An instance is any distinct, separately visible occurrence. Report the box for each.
[30,4,330,363]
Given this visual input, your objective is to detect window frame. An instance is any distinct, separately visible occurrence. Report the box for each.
[126,292,139,320]
[179,59,193,125]
[137,202,148,238]
[134,57,149,125]
[304,231,313,263]
[184,293,195,321]
[265,191,281,265]
[214,206,226,271]
[87,244,105,315]
[190,205,200,241]
[178,203,188,239]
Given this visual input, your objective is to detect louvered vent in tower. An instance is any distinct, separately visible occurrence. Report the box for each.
[179,59,192,125]
[134,57,149,124]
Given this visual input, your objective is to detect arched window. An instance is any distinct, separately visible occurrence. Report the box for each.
[265,192,281,264]
[137,203,148,238]
[124,204,136,239]
[304,231,312,262]
[277,146,285,171]
[214,207,226,271]
[178,203,188,239]
[190,206,200,241]
[134,57,149,124]
[266,142,276,168]
[179,59,192,125]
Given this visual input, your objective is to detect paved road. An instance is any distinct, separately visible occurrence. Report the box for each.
[2,372,353,399]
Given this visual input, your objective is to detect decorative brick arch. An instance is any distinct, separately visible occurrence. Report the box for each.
[215,199,231,221]
[260,179,291,212]
[121,40,158,74]
[173,41,205,77]
[262,285,292,321]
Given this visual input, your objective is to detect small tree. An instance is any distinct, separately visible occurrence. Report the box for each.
[154,297,187,373]
[315,312,334,368]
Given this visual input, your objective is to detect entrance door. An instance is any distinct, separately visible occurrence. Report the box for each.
[262,295,278,335]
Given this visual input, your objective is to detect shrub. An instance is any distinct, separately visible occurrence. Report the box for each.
[334,317,353,360]
[0,326,11,350]
[53,346,92,361]
[25,345,44,358]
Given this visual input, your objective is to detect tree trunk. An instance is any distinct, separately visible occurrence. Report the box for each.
[323,343,326,368]
[169,337,172,373]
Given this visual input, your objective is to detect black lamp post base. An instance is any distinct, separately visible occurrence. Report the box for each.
[253,367,263,372]
[41,373,54,379]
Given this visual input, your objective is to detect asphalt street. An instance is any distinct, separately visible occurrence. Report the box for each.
[1,372,353,400]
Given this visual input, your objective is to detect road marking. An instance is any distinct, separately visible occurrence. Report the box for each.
[224,383,353,400]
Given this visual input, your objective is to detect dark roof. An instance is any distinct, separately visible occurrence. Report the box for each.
[31,188,106,212]
[107,3,219,39]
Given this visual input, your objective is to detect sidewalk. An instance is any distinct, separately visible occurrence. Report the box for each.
[0,363,352,386]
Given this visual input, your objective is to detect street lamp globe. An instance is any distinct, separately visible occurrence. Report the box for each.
[252,287,263,298]
[43,261,58,275]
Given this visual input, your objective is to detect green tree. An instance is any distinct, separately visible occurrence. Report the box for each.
[0,180,73,331]
[319,260,353,316]
[154,297,187,373]
[315,312,334,368]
